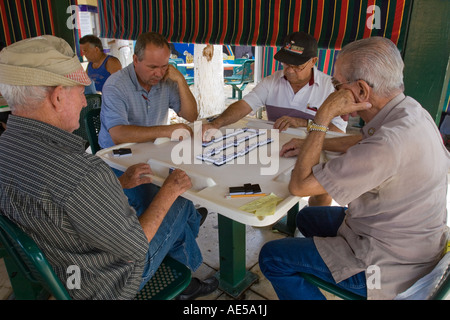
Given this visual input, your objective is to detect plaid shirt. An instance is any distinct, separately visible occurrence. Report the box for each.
[0,116,149,299]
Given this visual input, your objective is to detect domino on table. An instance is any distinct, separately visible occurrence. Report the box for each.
[207,138,274,166]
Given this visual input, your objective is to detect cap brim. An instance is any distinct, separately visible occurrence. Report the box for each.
[274,49,311,65]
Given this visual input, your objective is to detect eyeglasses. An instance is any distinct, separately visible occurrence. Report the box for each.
[281,59,311,72]
[331,78,374,91]
[331,78,356,91]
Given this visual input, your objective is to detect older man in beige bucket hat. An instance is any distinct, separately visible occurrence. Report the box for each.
[0,35,92,133]
[0,35,92,87]
[0,36,215,299]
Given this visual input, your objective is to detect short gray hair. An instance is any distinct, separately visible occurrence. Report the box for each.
[337,37,404,97]
[0,84,55,113]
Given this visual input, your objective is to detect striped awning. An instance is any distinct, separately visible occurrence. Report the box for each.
[0,0,55,46]
[98,0,412,50]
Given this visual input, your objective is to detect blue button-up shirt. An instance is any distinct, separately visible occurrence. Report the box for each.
[99,63,182,149]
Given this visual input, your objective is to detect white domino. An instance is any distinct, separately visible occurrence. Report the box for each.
[198,128,273,166]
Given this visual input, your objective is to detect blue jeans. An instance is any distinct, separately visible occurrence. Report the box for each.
[111,168,203,290]
[259,206,367,300]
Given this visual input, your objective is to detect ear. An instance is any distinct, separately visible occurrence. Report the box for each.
[354,80,371,102]
[133,54,139,66]
[49,86,66,112]
[311,57,319,65]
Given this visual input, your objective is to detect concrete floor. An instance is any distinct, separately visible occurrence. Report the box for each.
[191,198,343,301]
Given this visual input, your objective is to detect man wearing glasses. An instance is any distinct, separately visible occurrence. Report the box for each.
[203,32,348,206]
[259,37,449,300]
[203,32,346,135]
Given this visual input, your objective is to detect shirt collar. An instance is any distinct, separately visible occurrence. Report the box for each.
[309,67,316,86]
[128,63,144,92]
[6,115,87,153]
[362,93,406,137]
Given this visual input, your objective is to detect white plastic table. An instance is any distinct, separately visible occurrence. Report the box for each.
[96,117,345,297]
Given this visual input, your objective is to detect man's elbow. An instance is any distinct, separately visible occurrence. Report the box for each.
[189,109,199,122]
[109,126,127,145]
[181,109,199,122]
[111,135,125,145]
[288,180,310,197]
[289,176,327,199]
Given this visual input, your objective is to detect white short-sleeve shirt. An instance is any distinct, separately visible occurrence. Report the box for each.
[243,67,347,131]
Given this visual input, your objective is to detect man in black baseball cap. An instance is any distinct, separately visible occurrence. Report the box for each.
[202,31,349,206]
[274,31,318,65]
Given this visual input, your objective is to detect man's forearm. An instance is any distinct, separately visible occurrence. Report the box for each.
[288,88,371,196]
[138,186,179,243]
[289,107,335,196]
[177,81,198,122]
[211,100,252,128]
[289,130,326,196]
[109,125,176,145]
[322,134,362,152]
[179,90,198,122]
[166,65,198,122]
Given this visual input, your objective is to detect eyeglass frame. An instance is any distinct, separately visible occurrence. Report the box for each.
[331,77,373,91]
[281,59,312,72]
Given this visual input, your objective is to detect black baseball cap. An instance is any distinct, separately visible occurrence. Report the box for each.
[274,32,318,65]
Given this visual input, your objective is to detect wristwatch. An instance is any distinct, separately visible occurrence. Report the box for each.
[307,120,328,133]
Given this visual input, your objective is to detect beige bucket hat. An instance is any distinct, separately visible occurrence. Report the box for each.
[0,35,91,87]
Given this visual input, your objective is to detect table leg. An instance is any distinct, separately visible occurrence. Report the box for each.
[272,202,299,236]
[215,214,258,298]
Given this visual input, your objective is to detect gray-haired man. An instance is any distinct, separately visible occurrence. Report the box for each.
[259,37,449,300]
[0,35,217,300]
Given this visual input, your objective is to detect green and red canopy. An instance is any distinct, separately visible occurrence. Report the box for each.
[97,0,412,50]
[0,0,54,46]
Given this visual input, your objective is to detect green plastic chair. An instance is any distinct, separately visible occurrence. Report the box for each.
[73,94,102,150]
[432,258,450,300]
[300,247,450,300]
[169,60,177,68]
[0,215,191,300]
[0,215,71,300]
[135,257,191,300]
[84,107,102,154]
[224,59,255,99]
[299,273,366,300]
